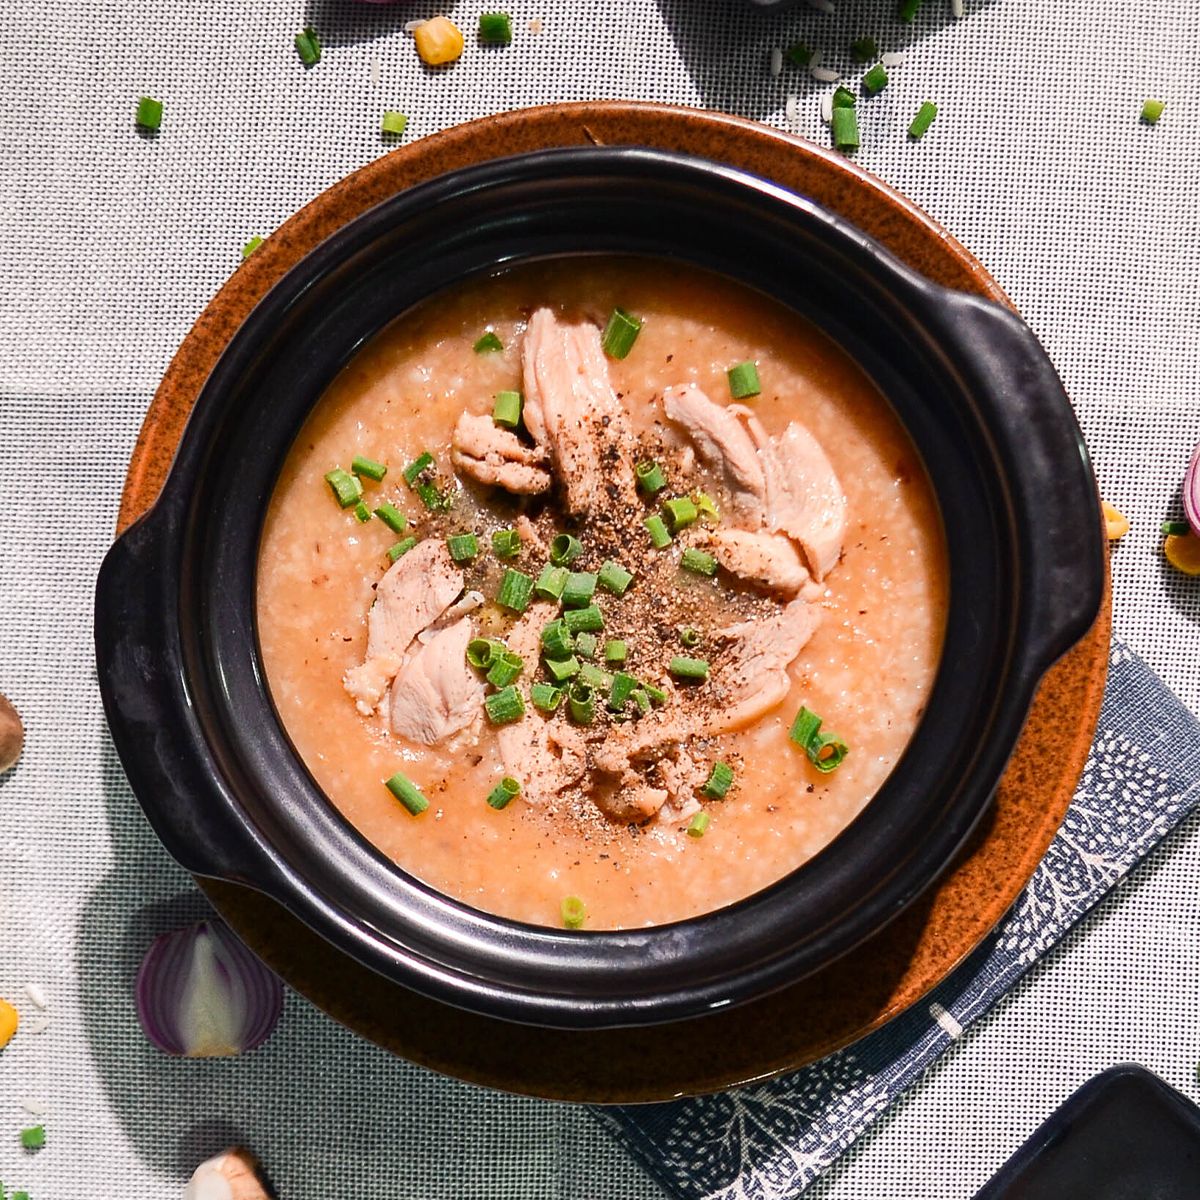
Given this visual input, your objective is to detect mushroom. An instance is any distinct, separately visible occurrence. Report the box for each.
[0,693,23,773]
[183,1148,274,1200]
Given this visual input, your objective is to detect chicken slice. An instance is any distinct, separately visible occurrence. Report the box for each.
[663,383,767,527]
[589,713,690,824]
[390,617,484,746]
[343,539,464,715]
[521,308,638,515]
[707,528,812,596]
[451,412,552,494]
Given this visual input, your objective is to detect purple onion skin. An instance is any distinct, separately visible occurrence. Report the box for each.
[1185,442,1200,538]
[135,919,284,1057]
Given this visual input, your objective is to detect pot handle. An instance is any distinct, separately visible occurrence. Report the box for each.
[931,292,1106,674]
[95,506,282,890]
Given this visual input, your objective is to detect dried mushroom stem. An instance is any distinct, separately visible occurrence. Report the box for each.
[0,693,24,772]
[183,1147,276,1200]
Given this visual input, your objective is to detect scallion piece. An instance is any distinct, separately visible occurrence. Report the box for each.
[788,705,849,773]
[632,687,651,714]
[485,685,525,725]
[608,671,638,712]
[402,451,435,486]
[295,25,322,66]
[414,480,450,511]
[493,390,523,429]
[597,560,634,596]
[135,95,163,130]
[543,654,581,683]
[561,895,586,929]
[352,455,388,482]
[241,236,264,259]
[832,105,860,151]
[789,705,822,749]
[909,100,938,139]
[687,811,711,838]
[466,637,505,669]
[387,536,418,562]
[447,532,479,562]
[563,604,604,633]
[1142,98,1166,125]
[561,571,598,609]
[474,331,504,353]
[664,496,699,532]
[833,85,857,109]
[478,11,513,44]
[702,761,734,800]
[1162,520,1191,536]
[644,514,673,548]
[324,468,363,508]
[604,639,627,664]
[727,361,761,399]
[549,533,583,566]
[680,627,702,649]
[695,492,720,524]
[374,502,407,533]
[540,618,575,659]
[530,681,565,712]
[487,650,524,688]
[492,528,521,558]
[681,547,718,577]
[19,1126,45,1151]
[568,680,596,725]
[897,0,923,21]
[641,681,668,705]
[785,42,814,67]
[575,631,598,659]
[381,110,408,136]
[578,662,613,691]
[486,776,521,809]
[636,460,668,495]
[601,308,643,359]
[533,564,568,602]
[354,501,372,523]
[385,771,429,815]
[497,568,535,612]
[850,36,879,62]
[669,656,709,682]
[863,63,889,94]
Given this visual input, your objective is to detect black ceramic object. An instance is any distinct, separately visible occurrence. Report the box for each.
[94,147,1104,1030]
[974,1065,1200,1198]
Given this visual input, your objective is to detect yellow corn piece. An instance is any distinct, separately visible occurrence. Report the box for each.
[1102,500,1129,541]
[414,16,464,65]
[0,997,19,1049]
[1164,533,1200,575]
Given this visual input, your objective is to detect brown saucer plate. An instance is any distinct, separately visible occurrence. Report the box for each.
[116,102,1111,1103]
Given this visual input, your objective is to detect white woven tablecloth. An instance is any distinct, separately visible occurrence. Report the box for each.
[2,0,1199,1196]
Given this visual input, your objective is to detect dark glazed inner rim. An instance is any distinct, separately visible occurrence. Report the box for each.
[132,148,1099,1029]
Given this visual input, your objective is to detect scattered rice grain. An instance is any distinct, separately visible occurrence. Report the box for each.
[770,47,783,77]
[820,92,833,124]
[882,51,907,68]
[370,56,381,85]
[25,1016,49,1035]
[20,1099,48,1117]
[24,982,47,1010]
[528,17,544,34]
[951,0,964,16]
[785,94,800,127]
[811,65,841,83]
[806,0,836,13]
[402,19,425,33]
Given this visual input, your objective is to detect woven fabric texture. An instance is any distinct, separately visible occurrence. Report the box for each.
[2,0,1199,1196]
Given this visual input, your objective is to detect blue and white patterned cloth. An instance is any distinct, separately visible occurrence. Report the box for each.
[601,639,1200,1200]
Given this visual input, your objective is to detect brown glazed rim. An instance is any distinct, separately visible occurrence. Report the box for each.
[116,102,1111,1103]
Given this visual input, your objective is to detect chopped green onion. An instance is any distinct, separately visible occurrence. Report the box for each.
[492,528,521,558]
[535,564,569,602]
[604,639,628,664]
[447,532,479,562]
[561,895,586,929]
[563,604,604,633]
[897,0,923,21]
[575,631,598,659]
[833,85,857,109]
[540,618,575,659]
[664,496,699,532]
[632,687,651,714]
[669,656,709,682]
[644,514,673,548]
[402,451,435,485]
[549,533,583,566]
[381,110,408,136]
[636,460,668,495]
[597,560,634,596]
[374,502,407,533]
[467,637,505,669]
[832,106,860,151]
[785,42,814,67]
[601,308,643,359]
[135,95,163,130]
[13,1191,31,1200]
[681,547,718,577]
[578,662,613,691]
[1162,520,1191,536]
[478,11,513,44]
[486,776,521,809]
[568,680,596,725]
[486,650,524,688]
[1142,98,1166,125]
[562,571,598,609]
[702,761,735,800]
[687,811,711,838]
[414,480,450,511]
[493,390,523,429]
[694,492,720,524]
[608,671,638,712]
[485,685,525,725]
[680,627,702,649]
[387,536,418,562]
[295,25,322,65]
[530,682,565,712]
[543,654,581,683]
[19,1126,45,1151]
[354,501,372,523]
[385,771,429,816]
[850,36,879,62]
[241,236,264,259]
[788,705,849,773]
[474,331,503,353]
[352,455,388,482]
[641,681,668,705]
[727,361,761,399]
[324,468,363,508]
[789,706,822,750]
[497,568,535,612]
[863,63,889,94]
[908,100,938,139]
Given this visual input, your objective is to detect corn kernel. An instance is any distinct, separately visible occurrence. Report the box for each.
[414,16,464,65]
[1102,500,1129,541]
[0,997,19,1049]
[1164,533,1200,576]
